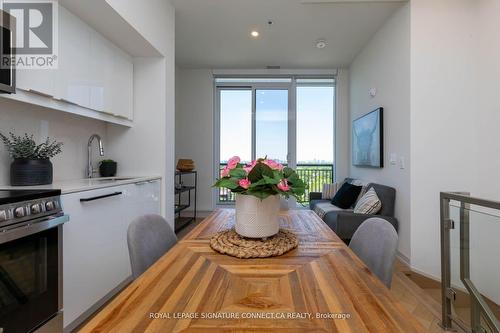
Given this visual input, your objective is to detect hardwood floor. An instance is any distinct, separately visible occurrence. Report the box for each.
[175,217,205,239]
[390,261,447,333]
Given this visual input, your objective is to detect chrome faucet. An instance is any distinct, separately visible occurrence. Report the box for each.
[87,134,104,178]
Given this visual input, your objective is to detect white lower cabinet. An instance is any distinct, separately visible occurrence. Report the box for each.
[62,180,160,329]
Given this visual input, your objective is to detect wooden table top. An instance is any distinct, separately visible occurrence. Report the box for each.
[80,209,427,333]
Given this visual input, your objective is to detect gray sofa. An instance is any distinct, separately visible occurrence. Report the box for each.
[309,178,398,241]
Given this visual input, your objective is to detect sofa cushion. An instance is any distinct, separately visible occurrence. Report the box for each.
[366,183,396,216]
[354,187,382,214]
[312,201,353,219]
[342,178,370,207]
[321,182,341,200]
[331,183,362,209]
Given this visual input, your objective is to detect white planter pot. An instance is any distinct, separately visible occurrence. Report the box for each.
[235,194,280,238]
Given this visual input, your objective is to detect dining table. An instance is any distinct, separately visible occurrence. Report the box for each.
[79,209,427,333]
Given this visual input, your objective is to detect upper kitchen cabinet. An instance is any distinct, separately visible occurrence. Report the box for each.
[55,6,92,108]
[89,31,114,113]
[9,4,134,124]
[16,68,56,98]
[110,46,134,120]
[89,32,133,120]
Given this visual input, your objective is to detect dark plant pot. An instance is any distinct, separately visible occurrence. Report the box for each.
[99,162,117,177]
[11,158,53,186]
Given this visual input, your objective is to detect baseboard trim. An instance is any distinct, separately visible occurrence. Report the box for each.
[180,210,213,218]
[396,251,411,267]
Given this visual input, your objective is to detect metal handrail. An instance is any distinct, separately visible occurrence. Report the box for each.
[440,192,500,333]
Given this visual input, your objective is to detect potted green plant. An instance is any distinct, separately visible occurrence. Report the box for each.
[99,159,117,177]
[213,156,306,238]
[0,132,63,186]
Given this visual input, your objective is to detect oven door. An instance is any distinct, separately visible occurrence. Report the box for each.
[0,215,68,333]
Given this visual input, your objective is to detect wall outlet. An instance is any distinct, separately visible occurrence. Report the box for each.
[369,87,377,98]
[399,156,406,169]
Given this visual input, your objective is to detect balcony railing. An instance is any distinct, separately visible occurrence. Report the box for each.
[218,163,334,204]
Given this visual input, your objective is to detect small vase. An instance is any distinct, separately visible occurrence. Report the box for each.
[99,161,117,177]
[10,158,53,186]
[235,194,280,238]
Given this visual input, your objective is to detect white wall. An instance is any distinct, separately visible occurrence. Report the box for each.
[410,0,500,304]
[335,68,350,182]
[106,0,176,226]
[105,0,172,57]
[0,99,107,184]
[349,4,411,259]
[175,69,214,213]
[410,0,479,279]
[477,0,500,200]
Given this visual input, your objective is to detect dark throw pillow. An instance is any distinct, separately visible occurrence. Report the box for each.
[331,182,362,209]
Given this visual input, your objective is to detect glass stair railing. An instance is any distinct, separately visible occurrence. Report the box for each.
[440,192,500,333]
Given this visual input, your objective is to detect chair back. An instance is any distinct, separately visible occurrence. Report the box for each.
[127,214,177,279]
[349,217,398,287]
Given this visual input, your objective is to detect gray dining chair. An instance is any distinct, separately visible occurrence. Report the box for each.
[349,217,398,288]
[127,214,177,279]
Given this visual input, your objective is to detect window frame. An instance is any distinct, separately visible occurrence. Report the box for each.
[213,75,336,207]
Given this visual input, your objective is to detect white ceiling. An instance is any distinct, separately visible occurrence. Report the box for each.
[172,0,406,69]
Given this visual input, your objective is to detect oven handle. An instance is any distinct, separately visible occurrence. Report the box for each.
[0,214,69,245]
[80,191,123,202]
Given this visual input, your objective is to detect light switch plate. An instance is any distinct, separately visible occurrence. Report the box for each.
[390,153,397,165]
[399,156,405,169]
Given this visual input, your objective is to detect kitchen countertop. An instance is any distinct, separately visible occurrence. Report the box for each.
[0,176,161,194]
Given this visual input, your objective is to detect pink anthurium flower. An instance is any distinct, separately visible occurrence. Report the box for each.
[263,159,284,171]
[221,166,230,178]
[227,156,241,169]
[243,160,257,174]
[239,178,251,189]
[277,179,290,192]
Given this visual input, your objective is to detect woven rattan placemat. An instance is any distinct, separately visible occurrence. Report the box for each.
[210,229,298,259]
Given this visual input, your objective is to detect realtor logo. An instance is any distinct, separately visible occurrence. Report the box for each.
[2,0,58,69]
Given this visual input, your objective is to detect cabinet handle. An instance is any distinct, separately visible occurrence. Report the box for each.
[80,191,122,202]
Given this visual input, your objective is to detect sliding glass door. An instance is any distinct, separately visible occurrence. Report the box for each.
[255,89,289,164]
[219,89,252,163]
[216,77,335,205]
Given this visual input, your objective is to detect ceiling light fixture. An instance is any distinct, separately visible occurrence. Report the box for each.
[250,31,260,38]
[315,39,327,49]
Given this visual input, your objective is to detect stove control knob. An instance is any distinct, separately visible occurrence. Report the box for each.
[45,201,55,211]
[31,203,42,214]
[0,210,7,222]
[14,207,25,218]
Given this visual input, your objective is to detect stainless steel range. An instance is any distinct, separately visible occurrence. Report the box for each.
[0,189,68,333]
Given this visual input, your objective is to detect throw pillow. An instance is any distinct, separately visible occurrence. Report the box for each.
[322,182,340,200]
[354,187,382,214]
[331,183,362,209]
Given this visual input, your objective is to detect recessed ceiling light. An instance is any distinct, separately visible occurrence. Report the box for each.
[315,39,327,49]
[250,31,260,38]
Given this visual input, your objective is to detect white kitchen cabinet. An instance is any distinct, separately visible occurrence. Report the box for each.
[89,31,114,113]
[16,68,56,97]
[89,34,133,119]
[54,6,92,108]
[62,180,160,329]
[12,5,134,123]
[110,45,134,120]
